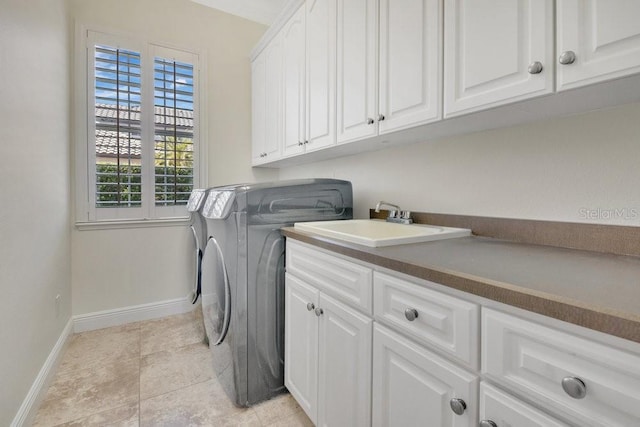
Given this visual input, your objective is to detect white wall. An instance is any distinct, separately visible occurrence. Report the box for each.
[280,102,640,226]
[0,0,71,424]
[70,0,276,316]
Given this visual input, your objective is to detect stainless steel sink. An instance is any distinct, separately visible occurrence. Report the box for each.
[294,219,471,247]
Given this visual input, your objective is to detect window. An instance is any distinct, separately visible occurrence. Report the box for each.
[77,30,203,224]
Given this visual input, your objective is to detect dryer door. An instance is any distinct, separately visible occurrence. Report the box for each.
[201,236,231,346]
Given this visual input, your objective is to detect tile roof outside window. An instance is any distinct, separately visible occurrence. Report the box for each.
[94,104,194,159]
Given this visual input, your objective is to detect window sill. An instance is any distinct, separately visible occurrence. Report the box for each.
[75,217,191,231]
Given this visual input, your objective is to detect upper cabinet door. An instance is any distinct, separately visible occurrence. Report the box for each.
[306,0,337,151]
[251,53,267,164]
[557,0,640,91]
[263,35,283,161]
[444,0,554,117]
[379,0,442,134]
[282,7,307,158]
[336,0,378,144]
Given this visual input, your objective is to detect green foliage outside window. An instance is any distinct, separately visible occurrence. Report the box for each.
[96,164,192,207]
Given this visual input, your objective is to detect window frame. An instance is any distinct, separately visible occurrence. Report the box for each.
[74,25,207,228]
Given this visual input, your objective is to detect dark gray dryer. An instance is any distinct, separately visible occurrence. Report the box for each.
[200,179,353,407]
[186,188,209,304]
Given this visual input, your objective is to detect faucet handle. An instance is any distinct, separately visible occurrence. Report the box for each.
[388,210,398,218]
[400,210,412,220]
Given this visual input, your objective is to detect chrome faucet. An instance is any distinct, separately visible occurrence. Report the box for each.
[375,201,413,224]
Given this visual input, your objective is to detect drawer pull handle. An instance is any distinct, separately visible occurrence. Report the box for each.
[306,302,315,311]
[479,421,498,427]
[315,307,324,317]
[562,376,587,399]
[449,398,466,415]
[404,308,419,321]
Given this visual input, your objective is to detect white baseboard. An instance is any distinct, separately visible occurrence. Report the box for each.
[73,296,195,333]
[11,318,73,427]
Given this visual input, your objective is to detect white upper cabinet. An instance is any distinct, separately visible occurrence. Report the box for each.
[379,0,442,133]
[252,0,640,166]
[305,0,337,151]
[337,0,441,144]
[336,0,378,143]
[251,52,267,164]
[444,0,554,117]
[282,6,307,158]
[557,0,640,91]
[264,34,283,159]
[252,34,283,165]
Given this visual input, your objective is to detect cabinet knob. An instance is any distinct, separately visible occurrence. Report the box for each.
[314,307,324,317]
[562,376,586,399]
[479,421,498,427]
[367,117,375,125]
[306,302,315,311]
[449,398,467,415]
[298,141,304,146]
[528,61,543,74]
[304,140,309,145]
[559,50,576,65]
[377,114,385,122]
[404,308,419,322]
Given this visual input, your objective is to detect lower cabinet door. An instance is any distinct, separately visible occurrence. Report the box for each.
[372,324,478,427]
[317,293,372,427]
[479,382,569,427]
[284,274,320,423]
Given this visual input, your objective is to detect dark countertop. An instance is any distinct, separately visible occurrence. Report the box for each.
[282,227,640,344]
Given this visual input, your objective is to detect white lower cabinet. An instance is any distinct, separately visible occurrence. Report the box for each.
[285,272,372,426]
[285,241,640,426]
[372,324,478,427]
[317,293,372,427]
[482,308,640,427]
[285,274,319,418]
[479,382,569,427]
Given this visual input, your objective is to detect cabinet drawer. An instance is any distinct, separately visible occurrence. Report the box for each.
[374,272,479,368]
[482,308,640,427]
[479,382,568,427]
[286,240,373,313]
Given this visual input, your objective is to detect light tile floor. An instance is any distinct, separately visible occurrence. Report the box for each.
[33,309,313,426]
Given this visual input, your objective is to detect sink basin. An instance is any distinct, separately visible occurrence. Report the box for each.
[294,219,471,247]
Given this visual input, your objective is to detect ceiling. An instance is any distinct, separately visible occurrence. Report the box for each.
[191,0,288,25]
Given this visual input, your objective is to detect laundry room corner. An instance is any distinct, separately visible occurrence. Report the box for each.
[68,0,278,323]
